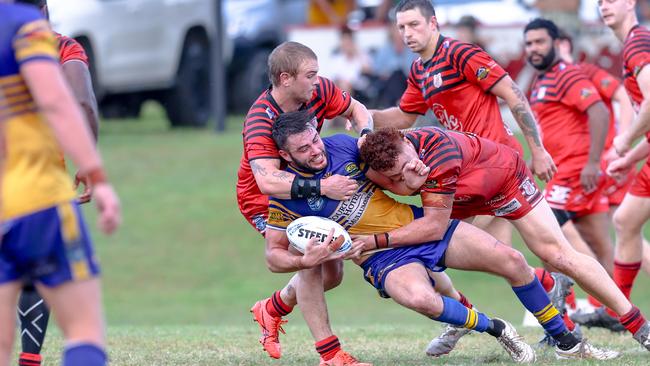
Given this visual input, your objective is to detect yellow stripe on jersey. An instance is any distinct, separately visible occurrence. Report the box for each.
[348,189,415,235]
[267,200,301,229]
[13,19,58,63]
[534,304,561,324]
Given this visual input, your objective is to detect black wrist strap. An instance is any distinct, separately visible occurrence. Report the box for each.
[291,177,321,199]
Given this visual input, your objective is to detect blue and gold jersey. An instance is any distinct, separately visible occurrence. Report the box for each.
[0,4,76,220]
[267,134,417,235]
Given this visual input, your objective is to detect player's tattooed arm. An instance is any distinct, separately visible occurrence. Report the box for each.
[250,158,294,199]
[490,76,557,181]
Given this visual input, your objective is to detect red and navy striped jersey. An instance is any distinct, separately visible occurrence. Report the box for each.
[56,33,88,66]
[404,127,522,208]
[578,62,620,150]
[399,36,520,152]
[237,76,351,218]
[529,61,602,167]
[623,25,650,113]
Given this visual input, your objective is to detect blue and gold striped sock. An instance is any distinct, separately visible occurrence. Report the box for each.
[512,278,566,336]
[432,296,489,332]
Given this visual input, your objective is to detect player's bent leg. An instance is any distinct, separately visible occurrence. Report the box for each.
[321,258,344,291]
[383,263,535,363]
[19,284,50,366]
[612,194,648,300]
[513,200,650,348]
[0,281,23,366]
[35,279,106,366]
[574,213,615,275]
[560,220,599,265]
[471,216,514,246]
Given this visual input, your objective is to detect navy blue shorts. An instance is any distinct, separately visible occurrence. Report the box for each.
[0,202,100,287]
[360,219,460,298]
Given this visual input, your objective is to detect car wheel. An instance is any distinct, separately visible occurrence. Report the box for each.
[230,47,272,113]
[164,32,211,128]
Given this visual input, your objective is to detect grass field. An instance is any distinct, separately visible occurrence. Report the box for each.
[24,103,650,365]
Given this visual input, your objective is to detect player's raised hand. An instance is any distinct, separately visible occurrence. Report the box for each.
[92,183,121,235]
[531,149,556,182]
[301,228,345,268]
[607,156,634,180]
[580,162,601,194]
[321,174,358,200]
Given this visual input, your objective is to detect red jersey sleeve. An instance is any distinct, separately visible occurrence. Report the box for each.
[560,71,603,113]
[626,38,650,79]
[243,113,280,161]
[57,34,88,66]
[588,66,619,101]
[319,77,352,119]
[459,46,507,92]
[420,136,462,195]
[399,63,428,115]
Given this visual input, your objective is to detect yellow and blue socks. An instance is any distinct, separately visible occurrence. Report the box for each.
[512,278,578,350]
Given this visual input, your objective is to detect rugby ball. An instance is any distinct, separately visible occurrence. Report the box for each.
[286,216,352,254]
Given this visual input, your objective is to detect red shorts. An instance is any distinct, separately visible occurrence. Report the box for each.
[629,160,650,198]
[544,167,608,216]
[602,169,636,206]
[450,155,543,220]
[238,193,269,236]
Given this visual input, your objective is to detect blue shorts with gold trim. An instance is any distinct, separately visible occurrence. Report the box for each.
[360,218,460,298]
[0,201,100,287]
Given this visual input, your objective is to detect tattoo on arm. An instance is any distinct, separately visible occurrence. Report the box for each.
[510,83,542,148]
[250,160,268,177]
[272,171,292,181]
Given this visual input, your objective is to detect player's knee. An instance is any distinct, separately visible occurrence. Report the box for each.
[612,209,641,235]
[322,264,344,291]
[400,288,441,316]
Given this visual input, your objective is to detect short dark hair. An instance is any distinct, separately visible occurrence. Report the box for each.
[395,0,436,19]
[557,29,573,53]
[15,0,46,7]
[268,42,318,86]
[272,110,316,150]
[524,18,559,40]
[359,128,404,172]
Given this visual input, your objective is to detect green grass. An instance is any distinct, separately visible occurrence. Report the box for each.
[25,103,650,364]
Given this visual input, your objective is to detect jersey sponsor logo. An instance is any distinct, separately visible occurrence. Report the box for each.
[345,162,360,176]
[308,196,325,211]
[519,177,539,199]
[424,179,438,190]
[252,214,267,232]
[265,107,276,120]
[329,190,374,227]
[431,103,462,130]
[486,194,506,207]
[493,198,522,216]
[454,195,472,202]
[536,87,547,99]
[546,185,571,205]
[476,66,490,81]
[580,88,594,99]
[433,73,443,88]
[443,40,450,49]
[269,210,289,224]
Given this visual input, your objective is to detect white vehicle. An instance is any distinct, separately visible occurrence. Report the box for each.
[48,0,227,127]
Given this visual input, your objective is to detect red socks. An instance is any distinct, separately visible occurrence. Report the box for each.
[457,291,473,309]
[613,261,641,299]
[315,335,341,361]
[266,290,293,317]
[620,306,647,334]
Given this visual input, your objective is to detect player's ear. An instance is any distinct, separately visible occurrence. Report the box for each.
[278,149,292,162]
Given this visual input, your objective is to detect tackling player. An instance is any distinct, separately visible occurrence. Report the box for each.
[359,126,650,353]
[13,1,100,365]
[370,0,556,248]
[238,41,373,364]
[0,2,120,366]
[265,110,619,362]
[592,0,650,335]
